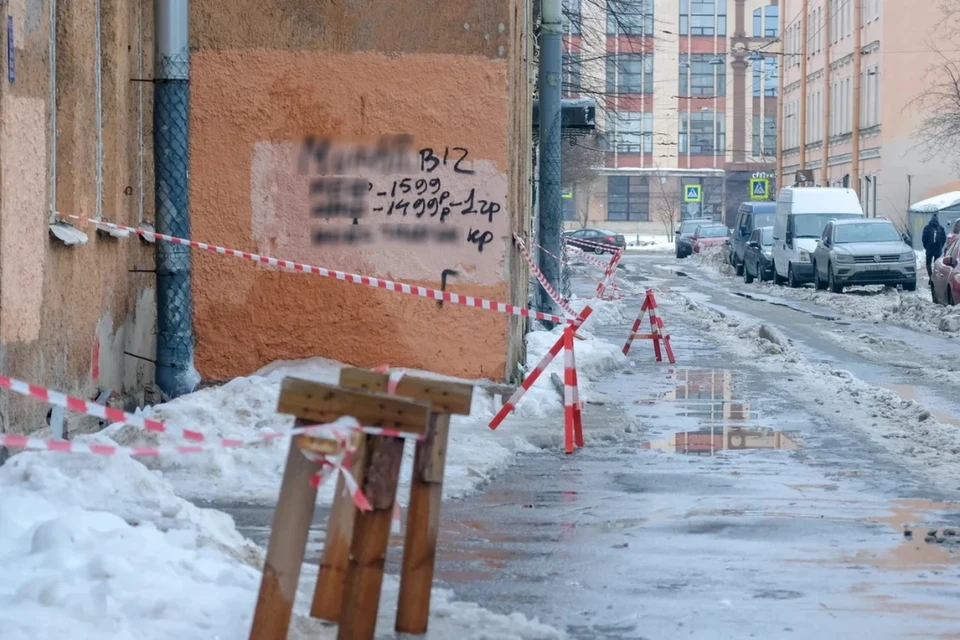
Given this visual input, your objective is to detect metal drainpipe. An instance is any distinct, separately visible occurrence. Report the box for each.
[153,0,196,398]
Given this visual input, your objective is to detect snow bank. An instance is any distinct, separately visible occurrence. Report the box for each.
[0,448,567,640]
[0,449,262,640]
[625,234,673,252]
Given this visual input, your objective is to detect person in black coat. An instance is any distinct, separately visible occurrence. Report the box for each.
[922,214,948,279]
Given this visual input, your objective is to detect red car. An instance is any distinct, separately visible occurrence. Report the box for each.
[692,225,731,254]
[932,237,960,306]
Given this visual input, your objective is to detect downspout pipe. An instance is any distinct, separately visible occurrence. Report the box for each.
[536,0,563,326]
[154,0,196,397]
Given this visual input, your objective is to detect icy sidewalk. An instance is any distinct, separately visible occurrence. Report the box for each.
[0,320,628,639]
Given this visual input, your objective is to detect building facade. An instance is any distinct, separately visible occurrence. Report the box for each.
[562,0,780,235]
[779,0,960,228]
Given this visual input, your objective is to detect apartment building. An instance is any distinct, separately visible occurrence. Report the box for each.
[562,0,781,234]
[779,0,959,227]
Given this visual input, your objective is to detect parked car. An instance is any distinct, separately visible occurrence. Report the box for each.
[947,218,960,253]
[564,228,626,254]
[772,187,864,287]
[728,202,777,276]
[692,224,730,254]
[742,226,775,284]
[675,217,713,259]
[811,219,917,293]
[932,237,960,306]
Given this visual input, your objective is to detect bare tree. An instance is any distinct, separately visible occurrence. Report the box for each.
[911,1,960,165]
[650,169,682,239]
[561,135,605,228]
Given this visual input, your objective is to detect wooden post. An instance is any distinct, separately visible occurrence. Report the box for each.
[250,380,431,640]
[308,368,472,637]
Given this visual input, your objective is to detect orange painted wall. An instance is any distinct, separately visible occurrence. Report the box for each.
[189,1,531,382]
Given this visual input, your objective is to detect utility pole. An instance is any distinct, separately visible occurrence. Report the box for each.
[799,0,809,171]
[822,0,832,186]
[776,0,786,193]
[851,0,862,191]
[537,0,563,323]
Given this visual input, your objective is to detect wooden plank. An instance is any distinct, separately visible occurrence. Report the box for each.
[337,434,408,640]
[395,413,451,634]
[249,420,321,640]
[337,367,474,415]
[277,378,432,432]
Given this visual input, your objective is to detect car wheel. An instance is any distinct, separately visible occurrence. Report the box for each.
[744,262,754,284]
[813,263,827,291]
[828,264,844,294]
[594,245,604,255]
[735,260,744,276]
[788,265,800,289]
[773,263,786,286]
[757,262,767,282]
[903,280,917,292]
[675,248,682,259]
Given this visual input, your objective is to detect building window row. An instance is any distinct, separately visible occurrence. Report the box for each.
[562,0,581,35]
[607,175,650,221]
[607,0,655,35]
[563,51,581,97]
[679,54,726,96]
[679,110,726,155]
[606,52,655,95]
[679,0,727,37]
[752,115,777,156]
[751,56,778,97]
[610,111,655,153]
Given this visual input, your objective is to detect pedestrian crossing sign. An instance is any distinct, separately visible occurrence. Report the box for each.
[684,185,702,203]
[750,178,769,200]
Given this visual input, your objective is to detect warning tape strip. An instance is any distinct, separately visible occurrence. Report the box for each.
[595,249,624,299]
[513,234,576,317]
[62,214,572,326]
[0,374,424,450]
[566,236,624,252]
[566,246,611,269]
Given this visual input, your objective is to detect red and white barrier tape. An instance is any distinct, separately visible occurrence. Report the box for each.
[566,246,611,269]
[561,327,584,453]
[304,426,373,512]
[566,236,623,252]
[513,234,576,317]
[595,249,624,299]
[0,373,424,449]
[489,305,594,429]
[63,214,572,326]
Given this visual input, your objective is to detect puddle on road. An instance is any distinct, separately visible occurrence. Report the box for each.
[643,426,802,454]
[880,384,960,427]
[636,368,802,454]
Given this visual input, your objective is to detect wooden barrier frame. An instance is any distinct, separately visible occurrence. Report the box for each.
[248,379,431,640]
[310,368,473,636]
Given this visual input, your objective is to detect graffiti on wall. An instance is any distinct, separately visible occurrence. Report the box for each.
[299,137,502,255]
[250,136,509,285]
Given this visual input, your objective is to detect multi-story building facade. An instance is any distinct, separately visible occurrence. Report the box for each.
[779,0,959,228]
[562,0,781,235]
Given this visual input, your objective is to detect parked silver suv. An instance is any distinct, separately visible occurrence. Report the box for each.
[812,219,916,293]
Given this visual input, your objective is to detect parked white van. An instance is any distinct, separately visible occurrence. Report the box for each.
[772,187,864,287]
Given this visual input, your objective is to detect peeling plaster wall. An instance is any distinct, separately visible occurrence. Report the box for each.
[0,0,155,439]
[190,1,531,381]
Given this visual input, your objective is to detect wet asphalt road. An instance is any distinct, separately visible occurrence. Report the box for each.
[220,251,960,639]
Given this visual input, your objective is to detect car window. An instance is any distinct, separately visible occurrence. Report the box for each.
[834,222,902,244]
[791,214,861,238]
[754,213,775,229]
[761,228,773,245]
[699,226,728,238]
[821,224,832,244]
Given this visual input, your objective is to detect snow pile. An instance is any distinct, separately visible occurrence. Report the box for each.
[625,234,673,252]
[686,245,733,274]
[910,191,960,212]
[0,450,262,640]
[0,448,567,640]
[568,294,632,326]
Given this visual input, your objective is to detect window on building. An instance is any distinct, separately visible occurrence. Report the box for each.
[680,0,727,36]
[751,56,778,97]
[607,0,654,35]
[610,111,654,153]
[563,51,582,97]
[679,54,725,96]
[563,0,582,34]
[607,175,650,221]
[606,53,654,94]
[679,110,725,155]
[752,5,779,37]
[752,115,777,156]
